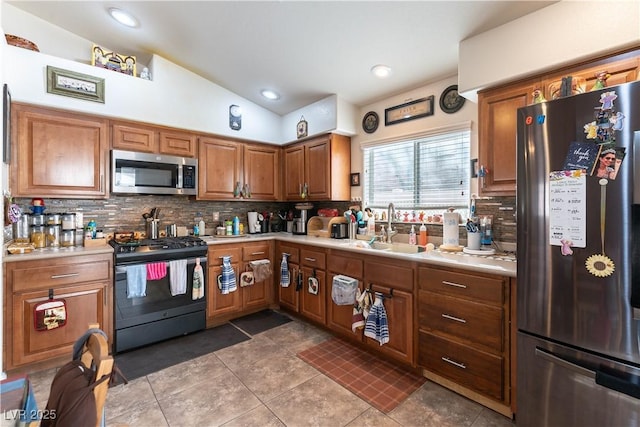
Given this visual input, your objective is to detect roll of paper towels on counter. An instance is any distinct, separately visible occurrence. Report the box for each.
[442,210,460,247]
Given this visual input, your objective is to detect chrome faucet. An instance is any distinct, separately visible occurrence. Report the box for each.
[387,203,397,243]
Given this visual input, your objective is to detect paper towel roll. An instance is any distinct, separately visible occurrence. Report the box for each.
[442,211,460,247]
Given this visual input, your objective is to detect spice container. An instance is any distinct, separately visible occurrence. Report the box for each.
[61,229,76,247]
[46,225,61,247]
[30,225,46,248]
[61,213,76,230]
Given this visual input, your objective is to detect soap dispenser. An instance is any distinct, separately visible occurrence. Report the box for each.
[409,225,417,245]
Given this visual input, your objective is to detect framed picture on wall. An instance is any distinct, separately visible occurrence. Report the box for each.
[350,173,360,186]
[3,83,10,165]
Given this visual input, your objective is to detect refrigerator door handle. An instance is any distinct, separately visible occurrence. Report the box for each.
[595,366,640,399]
[535,347,595,379]
[536,347,640,400]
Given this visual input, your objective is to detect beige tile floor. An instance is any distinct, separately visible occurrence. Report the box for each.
[27,318,516,427]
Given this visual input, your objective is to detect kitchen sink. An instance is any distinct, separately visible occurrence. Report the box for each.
[369,241,422,254]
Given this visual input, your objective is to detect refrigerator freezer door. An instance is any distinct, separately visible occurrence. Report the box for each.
[517,332,640,427]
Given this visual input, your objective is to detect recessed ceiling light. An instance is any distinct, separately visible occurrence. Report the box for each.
[108,8,139,28]
[261,89,280,100]
[371,64,392,79]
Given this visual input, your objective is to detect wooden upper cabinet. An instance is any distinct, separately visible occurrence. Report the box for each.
[11,103,109,198]
[112,121,196,157]
[243,143,280,201]
[305,138,331,200]
[284,133,351,201]
[112,123,157,153]
[478,80,540,196]
[198,136,242,199]
[159,130,197,157]
[283,144,305,200]
[198,137,279,201]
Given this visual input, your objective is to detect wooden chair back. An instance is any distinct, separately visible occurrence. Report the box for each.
[80,323,114,427]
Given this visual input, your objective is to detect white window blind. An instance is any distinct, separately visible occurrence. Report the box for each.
[363,129,470,213]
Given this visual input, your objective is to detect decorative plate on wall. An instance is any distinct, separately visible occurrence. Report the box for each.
[362,111,379,134]
[439,85,466,114]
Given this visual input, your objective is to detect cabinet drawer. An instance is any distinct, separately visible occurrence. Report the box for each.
[278,243,300,264]
[9,256,111,292]
[419,331,504,401]
[242,242,271,261]
[208,246,242,266]
[301,249,326,269]
[327,251,363,278]
[419,291,503,352]
[365,259,413,291]
[419,267,504,305]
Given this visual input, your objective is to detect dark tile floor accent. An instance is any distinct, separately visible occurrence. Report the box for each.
[230,308,292,335]
[298,336,426,413]
[115,322,250,381]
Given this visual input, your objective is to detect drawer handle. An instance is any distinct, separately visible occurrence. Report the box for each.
[442,280,467,289]
[304,257,316,262]
[251,251,265,255]
[442,313,466,323]
[442,357,466,369]
[218,255,233,259]
[50,273,80,279]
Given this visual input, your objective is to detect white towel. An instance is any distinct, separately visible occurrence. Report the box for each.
[169,259,188,296]
[126,265,147,298]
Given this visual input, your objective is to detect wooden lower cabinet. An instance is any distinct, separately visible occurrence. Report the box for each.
[206,242,273,324]
[364,257,415,366]
[326,250,364,339]
[417,265,512,417]
[275,243,329,327]
[3,253,113,372]
[299,248,327,325]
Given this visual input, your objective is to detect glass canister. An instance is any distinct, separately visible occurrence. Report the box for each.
[31,214,46,226]
[61,229,76,247]
[46,214,61,225]
[13,214,31,242]
[30,225,46,248]
[61,213,76,230]
[46,225,61,247]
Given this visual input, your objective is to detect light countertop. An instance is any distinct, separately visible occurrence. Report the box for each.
[4,233,516,278]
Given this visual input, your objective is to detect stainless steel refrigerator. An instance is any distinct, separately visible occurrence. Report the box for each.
[516,80,640,426]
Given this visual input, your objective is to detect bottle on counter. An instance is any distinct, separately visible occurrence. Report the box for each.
[419,222,428,246]
[367,214,375,236]
[232,216,240,235]
[409,225,417,245]
[225,219,233,235]
[198,213,206,237]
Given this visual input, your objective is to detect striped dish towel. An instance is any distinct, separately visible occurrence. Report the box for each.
[146,262,167,281]
[220,256,237,295]
[280,253,290,287]
[364,292,390,346]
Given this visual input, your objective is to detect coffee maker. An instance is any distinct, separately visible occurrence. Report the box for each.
[292,203,313,235]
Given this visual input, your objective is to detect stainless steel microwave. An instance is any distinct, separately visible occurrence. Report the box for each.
[111,149,197,195]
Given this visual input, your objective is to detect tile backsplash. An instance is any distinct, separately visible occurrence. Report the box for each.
[9,195,516,244]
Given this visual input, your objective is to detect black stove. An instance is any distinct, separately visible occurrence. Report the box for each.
[110,236,208,263]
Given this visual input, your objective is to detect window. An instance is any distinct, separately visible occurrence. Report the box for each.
[363,125,470,217]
